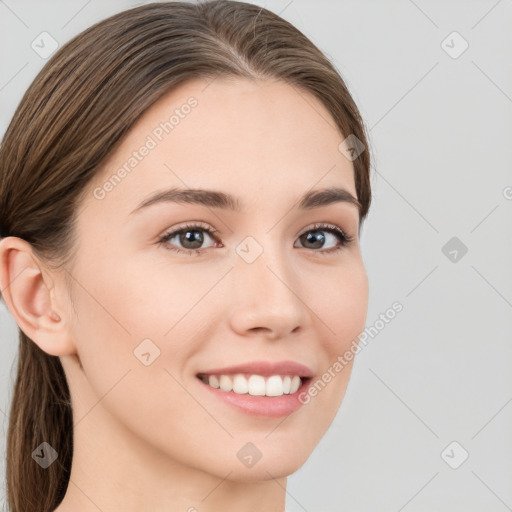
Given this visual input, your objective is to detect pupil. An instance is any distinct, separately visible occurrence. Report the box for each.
[303,230,324,248]
[181,230,203,249]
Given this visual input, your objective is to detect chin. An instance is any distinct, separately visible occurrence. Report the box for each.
[212,433,318,482]
[221,456,309,483]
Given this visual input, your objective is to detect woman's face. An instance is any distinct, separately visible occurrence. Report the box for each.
[59,76,368,481]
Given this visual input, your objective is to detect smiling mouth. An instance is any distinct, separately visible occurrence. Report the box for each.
[196,373,311,397]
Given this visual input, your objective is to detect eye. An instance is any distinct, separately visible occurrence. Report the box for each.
[294,223,353,254]
[158,221,353,256]
[158,222,220,256]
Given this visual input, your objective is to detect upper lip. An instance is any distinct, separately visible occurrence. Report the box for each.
[197,360,314,378]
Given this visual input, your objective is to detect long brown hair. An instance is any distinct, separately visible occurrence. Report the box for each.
[0,1,372,510]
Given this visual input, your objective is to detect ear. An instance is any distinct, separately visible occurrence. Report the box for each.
[0,236,75,356]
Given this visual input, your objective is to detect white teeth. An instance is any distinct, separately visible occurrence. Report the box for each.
[283,375,291,394]
[208,375,220,388]
[248,375,266,396]
[290,375,301,394]
[200,373,304,397]
[266,375,283,396]
[219,375,232,392]
[233,374,249,394]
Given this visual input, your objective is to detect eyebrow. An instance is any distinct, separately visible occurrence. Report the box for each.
[130,186,361,215]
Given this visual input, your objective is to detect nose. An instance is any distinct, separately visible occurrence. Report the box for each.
[227,246,310,340]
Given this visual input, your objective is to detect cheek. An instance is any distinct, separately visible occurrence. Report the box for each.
[64,262,221,469]
[307,257,369,353]
[302,258,368,414]
[66,253,230,403]
[110,256,231,338]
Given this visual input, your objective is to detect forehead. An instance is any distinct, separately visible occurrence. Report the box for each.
[84,77,356,217]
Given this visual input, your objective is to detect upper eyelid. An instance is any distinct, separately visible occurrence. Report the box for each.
[162,221,217,236]
[162,221,349,236]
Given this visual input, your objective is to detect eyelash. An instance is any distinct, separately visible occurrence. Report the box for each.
[157,221,354,256]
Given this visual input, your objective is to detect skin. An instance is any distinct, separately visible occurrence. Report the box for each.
[0,76,368,512]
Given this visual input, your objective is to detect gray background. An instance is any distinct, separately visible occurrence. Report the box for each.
[1,0,511,510]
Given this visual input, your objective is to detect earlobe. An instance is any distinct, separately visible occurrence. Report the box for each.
[0,236,74,357]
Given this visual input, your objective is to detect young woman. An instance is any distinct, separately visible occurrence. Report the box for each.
[0,1,372,511]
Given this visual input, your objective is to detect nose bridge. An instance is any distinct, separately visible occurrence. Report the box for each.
[228,236,309,338]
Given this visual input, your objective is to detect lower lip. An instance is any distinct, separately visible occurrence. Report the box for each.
[197,377,312,418]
